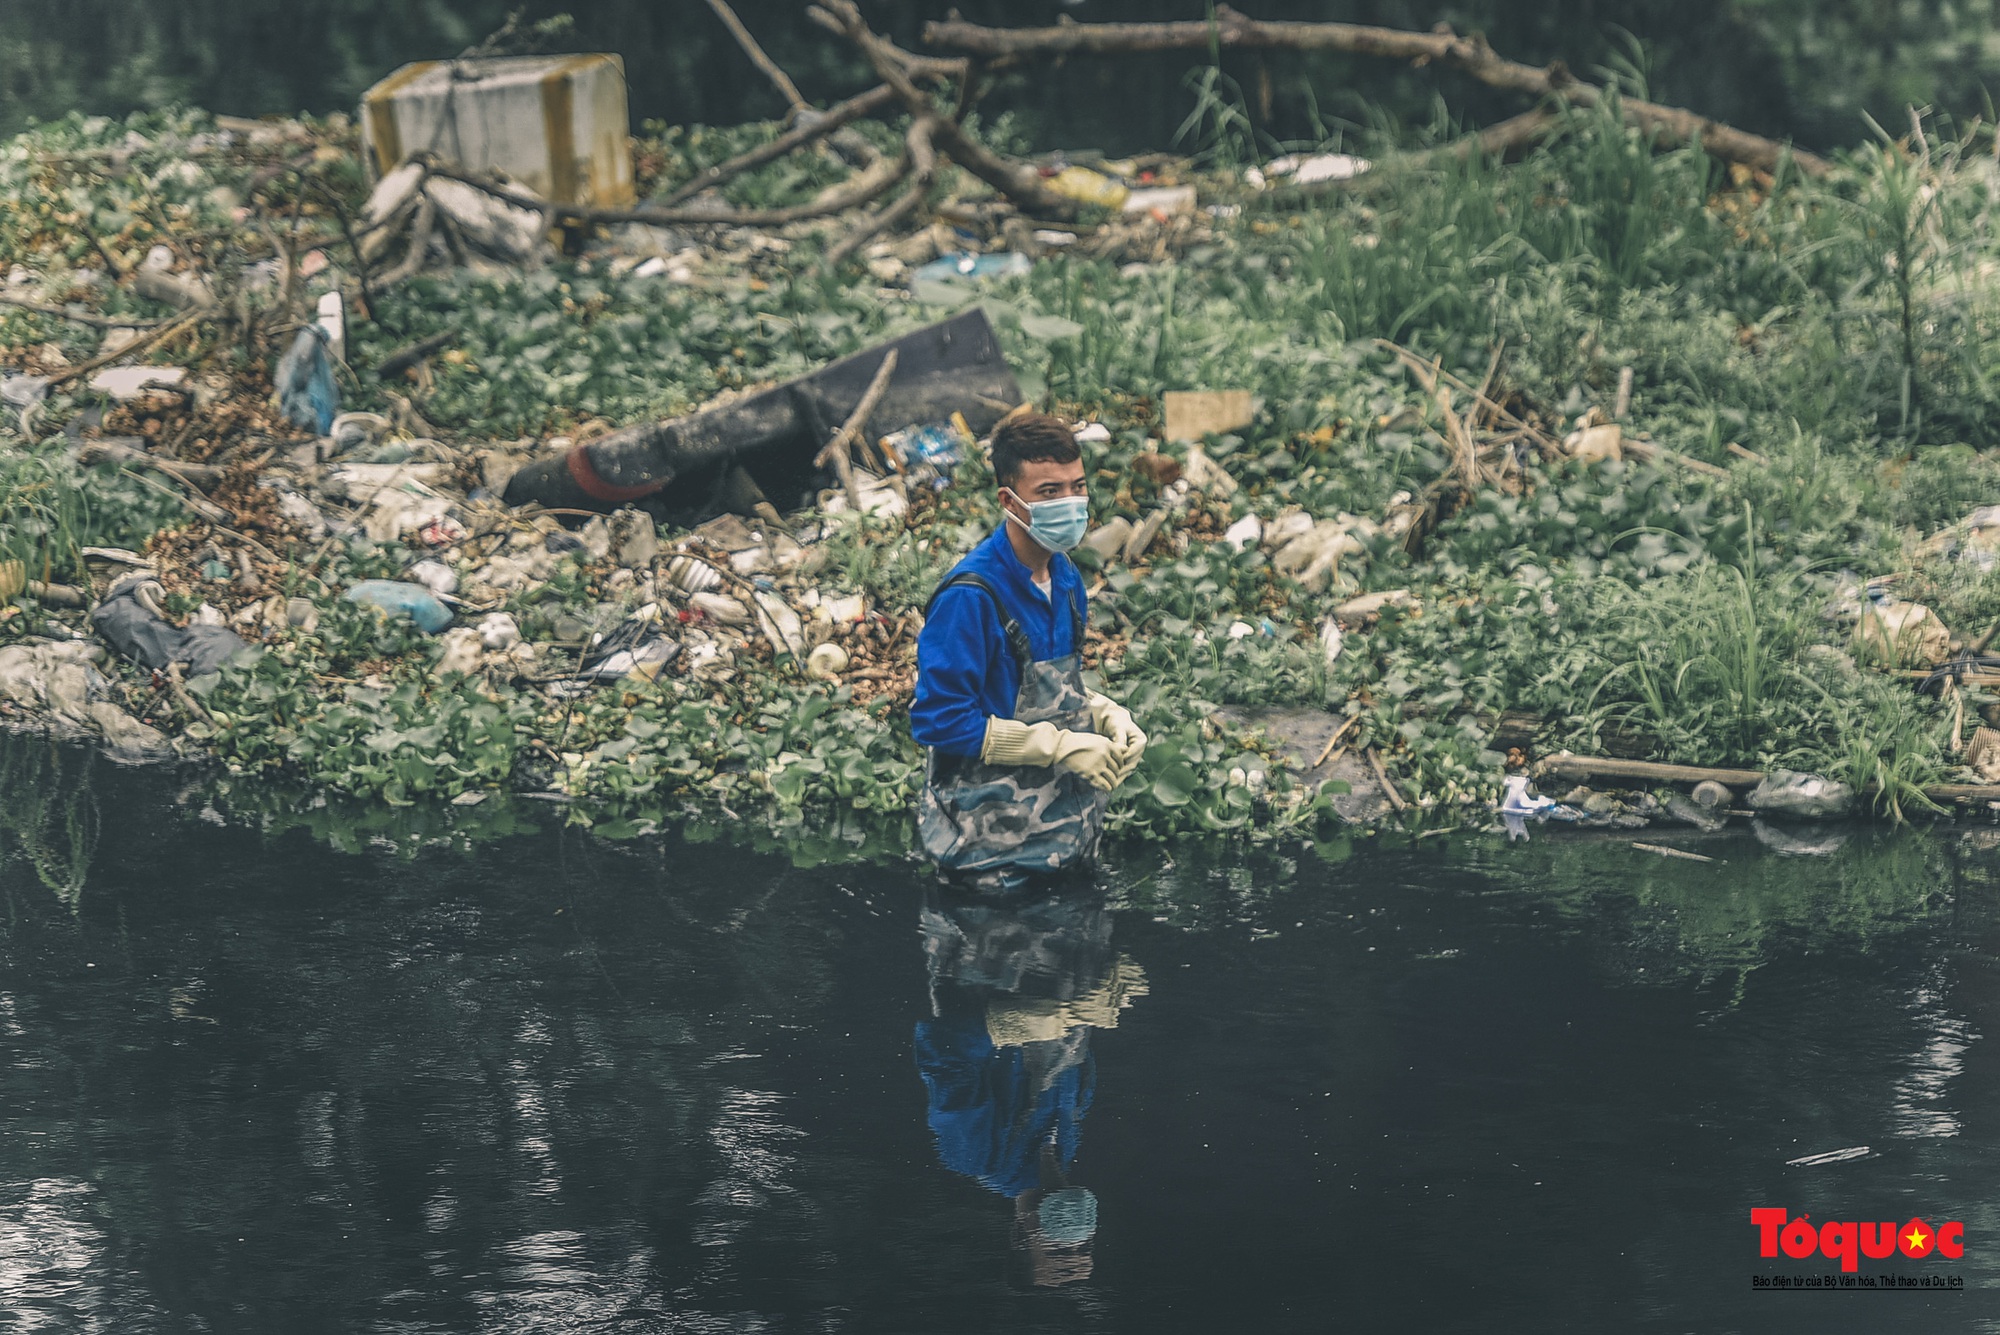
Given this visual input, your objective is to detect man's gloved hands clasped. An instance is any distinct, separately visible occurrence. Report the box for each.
[1086,691,1148,785]
[979,694,1148,794]
[981,718,1123,792]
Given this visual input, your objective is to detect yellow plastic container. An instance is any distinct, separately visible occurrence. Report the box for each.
[1047,166,1131,211]
[360,54,635,207]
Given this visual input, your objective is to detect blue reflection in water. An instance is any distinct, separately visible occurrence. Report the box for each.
[914,886,1147,1287]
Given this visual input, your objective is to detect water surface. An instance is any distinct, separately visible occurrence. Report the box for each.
[1,743,1995,1332]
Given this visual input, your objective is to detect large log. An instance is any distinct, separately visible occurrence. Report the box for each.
[501,309,1023,517]
[923,6,1828,178]
[1537,755,1767,788]
[1540,753,2000,808]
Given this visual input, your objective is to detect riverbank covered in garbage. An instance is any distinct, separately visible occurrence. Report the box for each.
[7,99,2000,854]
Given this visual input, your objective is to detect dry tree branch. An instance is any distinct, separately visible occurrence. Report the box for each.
[424,159,908,229]
[924,6,1827,177]
[823,116,939,269]
[375,195,437,289]
[660,84,899,206]
[44,304,213,389]
[816,348,899,511]
[809,0,1076,217]
[703,0,807,112]
[0,293,170,330]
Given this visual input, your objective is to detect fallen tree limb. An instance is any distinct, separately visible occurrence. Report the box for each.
[75,440,227,489]
[1453,107,1558,163]
[426,157,909,230]
[704,0,808,112]
[1538,755,1766,788]
[1367,746,1408,812]
[44,304,214,390]
[816,347,898,509]
[811,0,1076,217]
[1537,752,2000,807]
[0,293,171,330]
[373,329,456,382]
[923,7,1827,177]
[824,116,939,269]
[659,84,899,207]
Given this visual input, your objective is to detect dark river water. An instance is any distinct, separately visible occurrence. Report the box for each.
[1,740,1997,1333]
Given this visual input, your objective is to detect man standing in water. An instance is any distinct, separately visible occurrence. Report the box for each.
[910,413,1147,884]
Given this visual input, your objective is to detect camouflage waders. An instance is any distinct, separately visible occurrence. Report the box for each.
[918,573,1108,879]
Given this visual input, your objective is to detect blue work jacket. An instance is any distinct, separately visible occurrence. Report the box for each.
[911,527,1088,758]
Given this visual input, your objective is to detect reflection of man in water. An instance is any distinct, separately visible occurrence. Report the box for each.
[913,888,1146,1286]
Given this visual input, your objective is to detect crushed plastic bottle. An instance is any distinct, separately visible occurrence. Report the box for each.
[344,580,452,633]
[1498,774,1555,816]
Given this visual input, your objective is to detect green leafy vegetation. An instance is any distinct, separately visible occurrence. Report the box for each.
[8,94,2000,859]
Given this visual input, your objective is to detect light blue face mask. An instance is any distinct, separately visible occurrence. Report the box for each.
[1004,490,1090,553]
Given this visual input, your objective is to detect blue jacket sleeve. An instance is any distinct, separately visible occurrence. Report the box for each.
[912,584,1002,757]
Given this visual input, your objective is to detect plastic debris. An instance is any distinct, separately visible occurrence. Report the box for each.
[1334,589,1414,618]
[406,559,459,596]
[360,54,635,208]
[419,517,468,548]
[690,591,752,625]
[91,576,252,677]
[752,589,806,659]
[812,592,868,625]
[1565,422,1624,464]
[1180,443,1240,498]
[1164,391,1255,443]
[1663,793,1728,832]
[1123,185,1196,216]
[1318,616,1344,667]
[666,555,723,595]
[1690,780,1734,809]
[1852,596,1950,667]
[1047,165,1130,209]
[1080,517,1133,563]
[88,365,189,401]
[274,325,339,434]
[1747,770,1853,820]
[436,627,484,676]
[805,641,850,680]
[1122,510,1168,563]
[911,251,1033,295]
[1499,774,1555,816]
[902,420,970,478]
[476,611,522,650]
[1251,153,1372,188]
[315,291,346,363]
[1222,513,1262,551]
[576,636,678,682]
[344,580,453,634]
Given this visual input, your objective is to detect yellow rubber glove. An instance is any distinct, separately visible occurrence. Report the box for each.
[1085,690,1146,752]
[1086,690,1148,781]
[981,717,1122,792]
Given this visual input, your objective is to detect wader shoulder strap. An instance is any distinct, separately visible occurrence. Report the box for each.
[926,573,1033,673]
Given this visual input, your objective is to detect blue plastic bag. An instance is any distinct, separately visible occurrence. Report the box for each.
[275,326,339,434]
[345,580,452,634]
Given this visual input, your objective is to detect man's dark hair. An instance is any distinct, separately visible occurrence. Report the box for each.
[989,413,1080,487]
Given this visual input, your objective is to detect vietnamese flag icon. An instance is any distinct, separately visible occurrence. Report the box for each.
[1902,1220,1935,1259]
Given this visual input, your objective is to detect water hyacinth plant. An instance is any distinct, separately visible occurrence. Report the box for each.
[3,93,2000,858]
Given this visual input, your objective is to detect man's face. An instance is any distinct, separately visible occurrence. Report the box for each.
[1000,457,1088,522]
